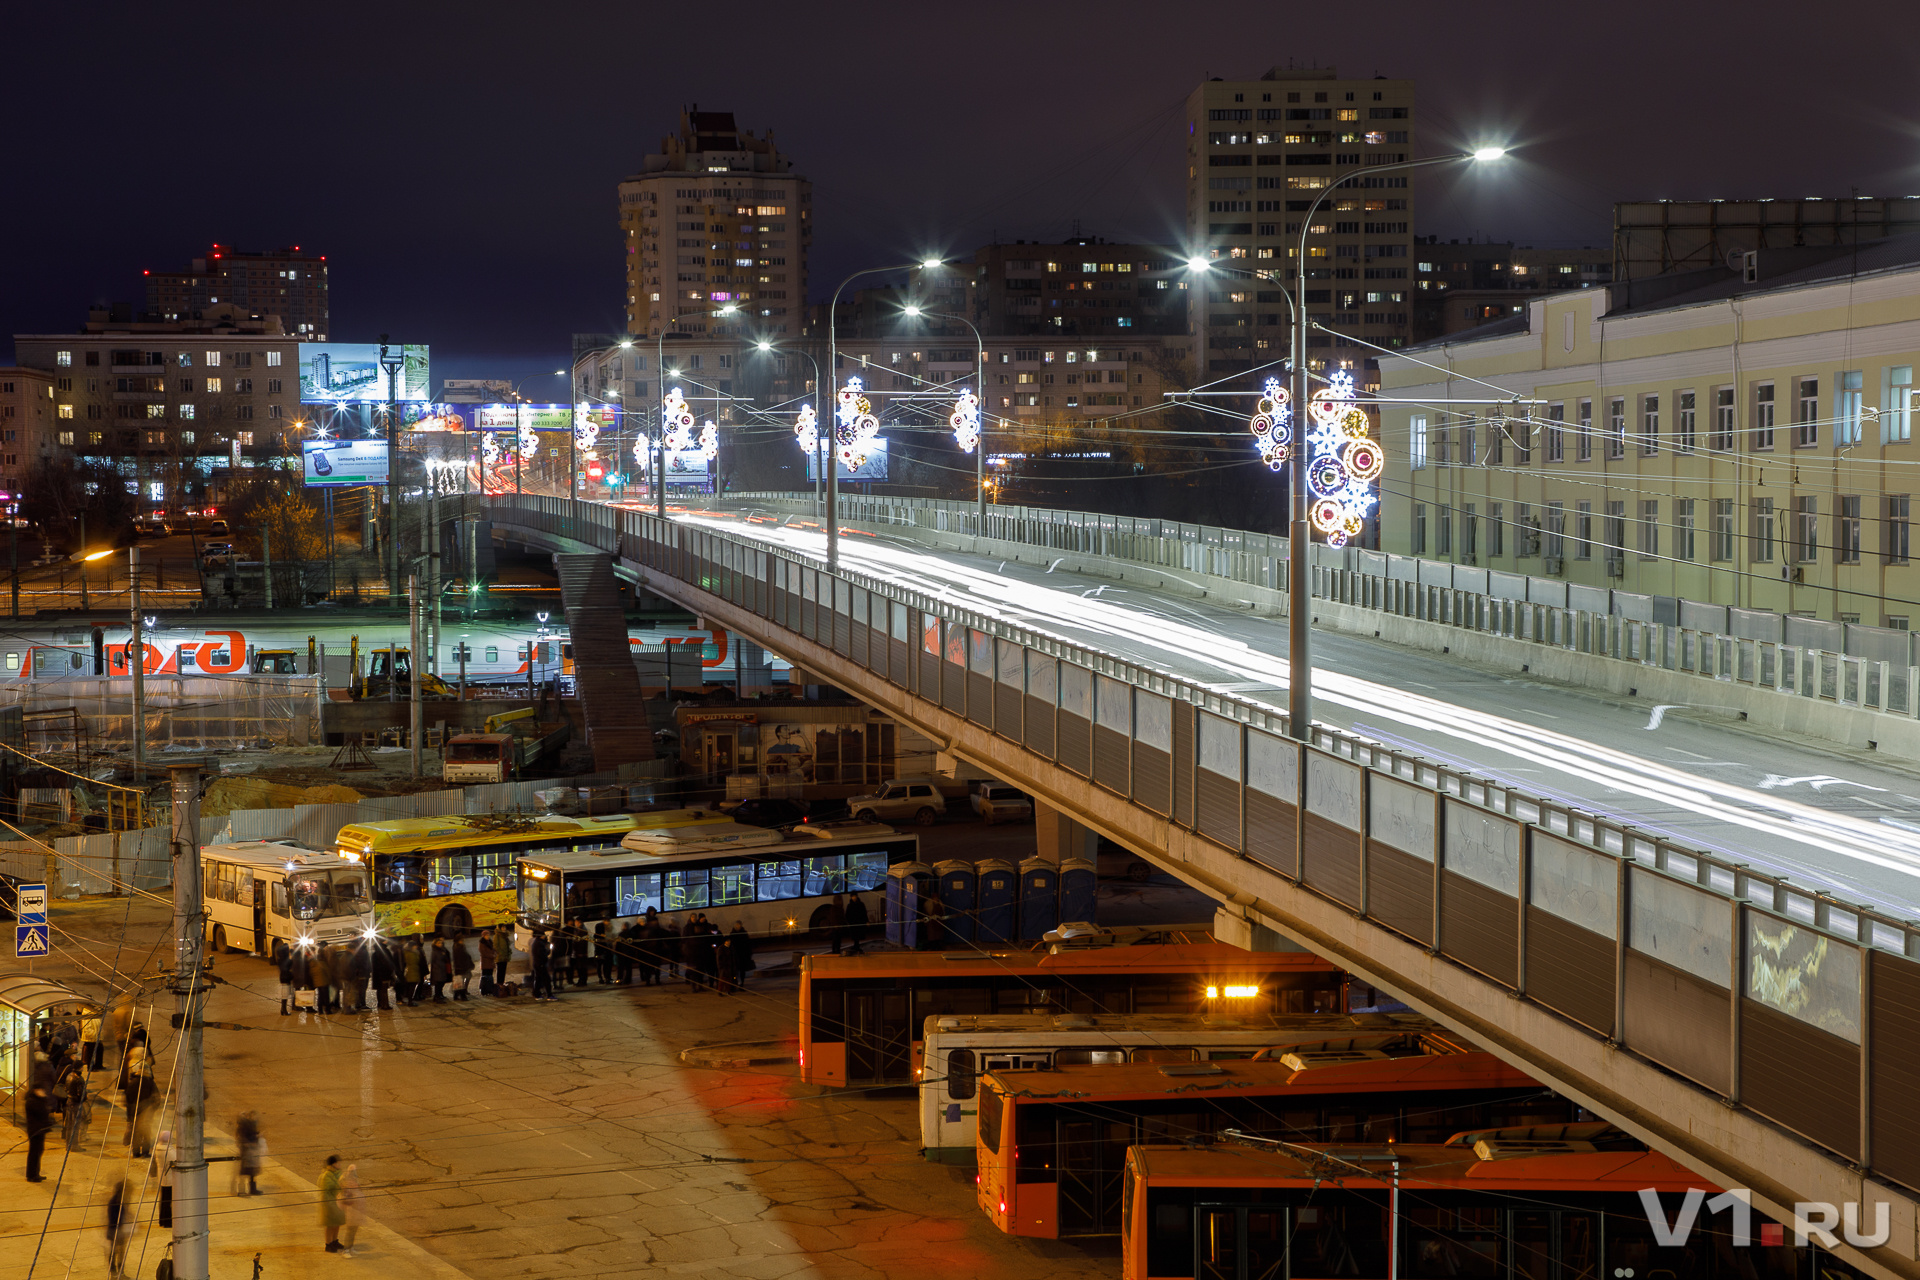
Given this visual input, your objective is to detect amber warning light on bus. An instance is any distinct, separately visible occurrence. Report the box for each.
[1206,985,1261,999]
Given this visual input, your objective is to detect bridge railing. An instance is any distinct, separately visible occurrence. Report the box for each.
[494,491,1920,1198]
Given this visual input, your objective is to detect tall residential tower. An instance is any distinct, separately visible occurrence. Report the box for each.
[1185,67,1415,384]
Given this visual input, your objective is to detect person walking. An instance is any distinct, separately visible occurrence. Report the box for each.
[451,933,475,1001]
[370,938,396,1010]
[531,930,555,1002]
[823,894,847,955]
[477,928,497,996]
[23,1073,52,1182]
[319,1154,346,1253]
[428,938,452,1003]
[345,941,371,1013]
[61,1057,91,1153]
[273,938,295,1015]
[595,921,614,984]
[728,923,756,989]
[120,1032,154,1155]
[81,1009,104,1070]
[105,1180,134,1278]
[339,1162,366,1258]
[614,922,636,985]
[843,892,870,955]
[151,1128,174,1227]
[493,924,513,994]
[401,938,425,1006]
[234,1112,264,1196]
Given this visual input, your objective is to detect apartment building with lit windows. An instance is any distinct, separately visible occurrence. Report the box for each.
[13,307,304,509]
[0,368,57,498]
[1378,236,1920,627]
[619,109,811,342]
[1184,67,1416,380]
[145,244,329,338]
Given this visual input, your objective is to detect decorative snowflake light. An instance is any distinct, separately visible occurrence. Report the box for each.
[1302,370,1381,548]
[660,387,697,452]
[949,389,981,454]
[794,403,819,455]
[698,420,718,462]
[517,417,539,461]
[481,431,501,467]
[632,430,651,468]
[1247,377,1293,471]
[835,376,880,471]
[573,403,599,451]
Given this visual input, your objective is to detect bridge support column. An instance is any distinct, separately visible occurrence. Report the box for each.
[1033,798,1098,865]
[1210,906,1311,953]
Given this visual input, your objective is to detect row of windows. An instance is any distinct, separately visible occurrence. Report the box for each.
[1409,369,1917,468]
[1408,495,1912,569]
[54,349,284,368]
[1213,89,1401,108]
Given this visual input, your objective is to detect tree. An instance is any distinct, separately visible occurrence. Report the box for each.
[17,456,137,552]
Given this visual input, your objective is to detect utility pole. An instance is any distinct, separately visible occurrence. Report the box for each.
[379,336,403,606]
[409,574,423,780]
[169,763,208,1280]
[129,547,145,781]
[261,526,272,612]
[78,511,89,611]
[9,518,17,620]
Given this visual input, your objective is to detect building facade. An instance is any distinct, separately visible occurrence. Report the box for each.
[893,238,1189,339]
[145,244,328,339]
[1613,198,1920,283]
[1378,237,1920,627]
[13,310,303,509]
[619,109,811,342]
[1411,238,1613,340]
[0,369,57,498]
[1184,67,1416,379]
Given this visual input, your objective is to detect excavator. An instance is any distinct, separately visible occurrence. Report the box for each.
[359,645,456,700]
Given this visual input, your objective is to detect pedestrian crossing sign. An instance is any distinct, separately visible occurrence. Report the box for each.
[14,924,49,958]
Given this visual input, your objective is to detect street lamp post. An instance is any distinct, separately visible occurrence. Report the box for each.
[1194,147,1504,741]
[902,305,988,534]
[827,259,945,572]
[654,306,739,518]
[571,340,632,505]
[754,340,827,518]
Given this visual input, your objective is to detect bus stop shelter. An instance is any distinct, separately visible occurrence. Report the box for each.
[0,967,100,1124]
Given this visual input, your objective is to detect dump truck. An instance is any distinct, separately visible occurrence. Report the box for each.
[440,708,571,783]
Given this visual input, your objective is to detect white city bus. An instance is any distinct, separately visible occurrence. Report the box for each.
[200,841,374,956]
[918,1010,1448,1163]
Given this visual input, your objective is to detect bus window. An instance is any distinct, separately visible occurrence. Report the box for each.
[523,877,561,917]
[665,868,709,910]
[270,881,288,918]
[947,1049,976,1100]
[712,863,754,906]
[564,875,613,917]
[378,857,425,900]
[849,851,888,892]
[755,860,802,901]
[330,871,368,913]
[1055,1049,1127,1066]
[978,1087,1004,1154]
[426,853,474,896]
[802,855,846,896]
[615,872,662,916]
[1131,1047,1198,1064]
[474,847,516,891]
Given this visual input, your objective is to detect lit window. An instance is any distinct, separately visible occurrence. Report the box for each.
[147,404,165,419]
[57,431,74,446]
[55,350,71,367]
[206,378,222,393]
[58,405,73,419]
[179,405,195,420]
[266,351,282,367]
[205,351,222,367]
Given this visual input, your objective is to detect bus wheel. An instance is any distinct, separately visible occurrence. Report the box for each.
[435,905,473,937]
[212,925,230,954]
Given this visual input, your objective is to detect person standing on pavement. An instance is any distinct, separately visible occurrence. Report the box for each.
[273,938,295,1015]
[234,1112,264,1196]
[105,1180,134,1278]
[567,922,589,987]
[823,894,847,955]
[477,927,497,996]
[595,921,614,984]
[614,922,636,985]
[549,926,571,991]
[637,919,664,986]
[347,941,371,1013]
[661,918,682,979]
[339,1162,366,1258]
[844,893,870,955]
[308,944,334,1015]
[401,938,425,1006]
[451,933,475,1001]
[61,1057,90,1152]
[319,1154,345,1253]
[728,923,756,988]
[428,937,452,1003]
[81,1009,103,1070]
[493,924,513,994]
[23,1070,52,1182]
[370,938,396,1010]
[531,930,555,1001]
[119,1031,154,1154]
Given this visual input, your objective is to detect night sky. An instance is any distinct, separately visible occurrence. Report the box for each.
[4,0,1912,388]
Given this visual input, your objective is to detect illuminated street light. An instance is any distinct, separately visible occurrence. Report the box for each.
[901,303,989,524]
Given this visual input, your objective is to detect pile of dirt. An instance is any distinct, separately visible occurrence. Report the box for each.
[201,777,367,818]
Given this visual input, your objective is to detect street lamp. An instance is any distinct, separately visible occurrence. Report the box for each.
[755,340,827,517]
[901,304,988,532]
[1193,147,1506,741]
[655,306,739,517]
[826,259,946,570]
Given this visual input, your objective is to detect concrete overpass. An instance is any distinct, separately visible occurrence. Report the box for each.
[486,492,1920,1280]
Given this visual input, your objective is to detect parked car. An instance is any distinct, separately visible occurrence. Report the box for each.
[201,541,234,562]
[206,518,230,536]
[720,798,811,828]
[846,776,946,826]
[970,782,1034,826]
[1096,840,1154,882]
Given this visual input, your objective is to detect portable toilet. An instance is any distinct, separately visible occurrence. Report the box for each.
[974,858,1018,945]
[885,860,933,948]
[1058,856,1098,925]
[933,860,977,945]
[1018,856,1060,941]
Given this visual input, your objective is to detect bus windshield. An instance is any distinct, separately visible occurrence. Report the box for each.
[291,869,370,920]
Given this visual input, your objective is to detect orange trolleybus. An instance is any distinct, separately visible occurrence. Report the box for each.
[799,941,1347,1089]
[1121,1125,1867,1280]
[977,1036,1581,1240]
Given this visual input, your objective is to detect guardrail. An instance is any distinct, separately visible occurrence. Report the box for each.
[492,491,1920,1201]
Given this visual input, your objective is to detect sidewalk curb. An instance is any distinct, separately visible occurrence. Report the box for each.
[679,1039,798,1069]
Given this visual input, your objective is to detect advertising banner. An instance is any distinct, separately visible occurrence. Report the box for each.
[475,404,574,432]
[805,436,890,482]
[662,450,712,487]
[302,438,390,487]
[298,343,430,403]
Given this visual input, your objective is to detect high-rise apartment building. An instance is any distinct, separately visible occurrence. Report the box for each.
[0,368,57,497]
[619,109,811,342]
[1185,67,1416,381]
[145,244,329,338]
[895,238,1188,339]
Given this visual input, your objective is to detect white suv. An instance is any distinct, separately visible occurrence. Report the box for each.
[847,777,946,826]
[970,783,1033,826]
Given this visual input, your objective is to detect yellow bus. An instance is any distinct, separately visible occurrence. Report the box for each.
[332,808,736,936]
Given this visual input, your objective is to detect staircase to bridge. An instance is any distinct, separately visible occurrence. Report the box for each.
[554,552,654,771]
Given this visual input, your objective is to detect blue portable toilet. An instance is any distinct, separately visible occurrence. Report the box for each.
[1058,856,1098,926]
[974,858,1018,946]
[885,860,933,948]
[933,859,977,945]
[1018,856,1060,941]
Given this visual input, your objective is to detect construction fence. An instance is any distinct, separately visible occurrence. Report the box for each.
[6,677,322,753]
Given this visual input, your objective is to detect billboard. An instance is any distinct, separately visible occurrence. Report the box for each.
[475,404,573,432]
[299,343,430,403]
[805,436,890,482]
[302,438,390,487]
[662,450,712,487]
